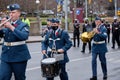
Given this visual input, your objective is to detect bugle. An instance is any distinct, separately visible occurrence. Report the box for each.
[0,17,11,27]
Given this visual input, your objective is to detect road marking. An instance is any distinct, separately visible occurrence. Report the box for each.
[26,50,120,71]
[70,56,91,62]
[26,66,40,71]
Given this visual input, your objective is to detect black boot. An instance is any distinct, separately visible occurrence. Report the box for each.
[81,50,85,53]
[111,44,115,49]
[103,75,107,80]
[90,76,97,80]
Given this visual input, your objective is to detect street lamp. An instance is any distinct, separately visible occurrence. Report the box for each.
[36,0,40,4]
[35,0,41,34]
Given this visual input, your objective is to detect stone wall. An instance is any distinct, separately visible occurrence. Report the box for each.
[29,21,40,36]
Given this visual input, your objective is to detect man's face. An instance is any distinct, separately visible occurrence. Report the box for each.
[9,10,21,21]
[51,22,59,30]
[51,23,59,27]
[47,21,51,26]
[95,20,101,26]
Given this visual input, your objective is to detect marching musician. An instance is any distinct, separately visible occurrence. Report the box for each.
[104,21,111,43]
[41,18,72,80]
[73,19,80,47]
[90,17,108,80]
[41,18,52,37]
[111,17,120,49]
[81,18,92,53]
[0,4,31,80]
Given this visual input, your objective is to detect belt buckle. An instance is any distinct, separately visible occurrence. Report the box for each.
[7,43,12,46]
[96,42,99,44]
[94,41,98,44]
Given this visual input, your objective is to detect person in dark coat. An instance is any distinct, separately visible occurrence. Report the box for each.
[104,21,111,43]
[41,18,72,80]
[0,4,31,80]
[73,19,80,47]
[111,17,120,49]
[41,18,52,37]
[90,17,108,80]
[81,19,92,53]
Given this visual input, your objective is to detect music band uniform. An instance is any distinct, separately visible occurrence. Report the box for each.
[41,18,72,80]
[0,4,31,80]
[104,21,111,43]
[90,17,108,80]
[111,19,120,49]
[73,19,80,47]
[81,20,92,53]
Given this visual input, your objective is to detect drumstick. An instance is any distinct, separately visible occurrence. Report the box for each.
[44,53,49,58]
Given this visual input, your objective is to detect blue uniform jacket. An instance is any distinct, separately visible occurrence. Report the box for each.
[0,20,31,62]
[92,24,108,53]
[41,29,72,63]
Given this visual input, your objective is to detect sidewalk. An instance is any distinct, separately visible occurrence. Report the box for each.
[0,33,73,44]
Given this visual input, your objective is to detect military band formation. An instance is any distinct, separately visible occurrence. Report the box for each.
[0,3,120,80]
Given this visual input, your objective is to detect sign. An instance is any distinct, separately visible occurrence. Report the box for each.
[57,4,62,12]
[76,10,80,15]
[57,13,63,16]
[72,8,84,23]
[56,0,63,5]
[43,10,54,14]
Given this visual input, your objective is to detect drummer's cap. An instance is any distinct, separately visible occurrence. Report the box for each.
[95,16,101,21]
[51,18,60,23]
[7,4,21,11]
[54,18,60,23]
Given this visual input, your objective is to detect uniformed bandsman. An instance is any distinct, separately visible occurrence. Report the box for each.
[81,18,92,53]
[111,17,120,49]
[104,21,111,43]
[73,19,80,47]
[90,17,108,80]
[41,18,72,80]
[0,4,31,80]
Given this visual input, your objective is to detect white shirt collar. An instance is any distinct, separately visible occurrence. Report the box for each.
[11,20,18,24]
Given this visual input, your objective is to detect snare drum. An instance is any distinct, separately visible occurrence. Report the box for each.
[41,58,60,78]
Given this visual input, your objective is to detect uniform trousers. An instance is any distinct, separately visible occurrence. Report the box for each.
[73,33,80,47]
[82,41,91,52]
[112,33,120,48]
[107,32,110,43]
[92,52,107,77]
[0,60,27,80]
[46,63,68,80]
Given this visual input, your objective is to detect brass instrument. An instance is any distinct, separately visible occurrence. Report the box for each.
[0,17,11,28]
[80,31,95,43]
[80,25,100,43]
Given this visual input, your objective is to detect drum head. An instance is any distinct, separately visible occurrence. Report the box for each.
[41,58,56,64]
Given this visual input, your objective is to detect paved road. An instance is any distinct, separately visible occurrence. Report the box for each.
[0,33,120,80]
[25,41,120,80]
